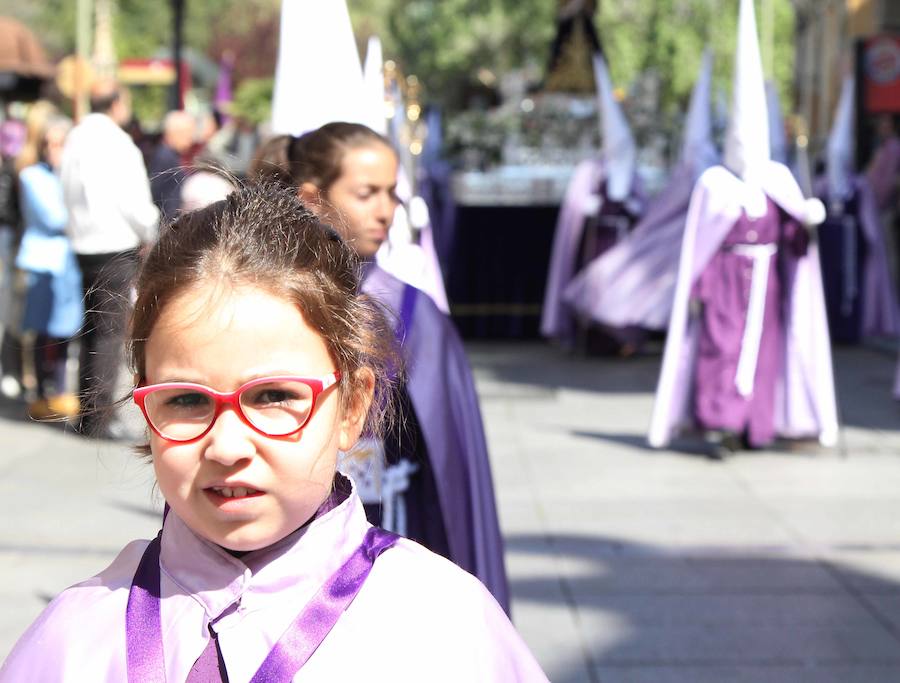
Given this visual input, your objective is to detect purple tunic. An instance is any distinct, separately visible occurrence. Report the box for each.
[361,264,510,614]
[692,199,807,446]
[649,163,838,449]
[579,181,639,263]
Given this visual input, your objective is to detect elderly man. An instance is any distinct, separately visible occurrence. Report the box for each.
[149,110,195,223]
[61,81,159,437]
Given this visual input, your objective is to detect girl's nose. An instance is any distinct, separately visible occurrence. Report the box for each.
[202,407,256,465]
[376,192,396,225]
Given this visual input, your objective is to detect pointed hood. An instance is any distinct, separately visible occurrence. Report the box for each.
[826,75,855,200]
[723,0,770,183]
[593,53,636,201]
[271,0,366,135]
[766,81,787,164]
[363,35,388,135]
[679,49,717,174]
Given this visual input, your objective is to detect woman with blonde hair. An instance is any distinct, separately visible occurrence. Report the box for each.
[15,104,82,419]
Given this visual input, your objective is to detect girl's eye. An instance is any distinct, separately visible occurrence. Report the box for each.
[247,388,301,405]
[165,392,211,409]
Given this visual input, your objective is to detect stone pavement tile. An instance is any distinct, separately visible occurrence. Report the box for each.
[512,599,602,683]
[729,454,900,498]
[536,499,797,547]
[0,446,160,548]
[547,554,844,597]
[823,552,900,594]
[581,616,900,665]
[756,500,900,546]
[576,593,877,627]
[860,595,900,631]
[593,664,900,683]
[0,550,121,657]
[524,460,748,501]
[496,498,547,535]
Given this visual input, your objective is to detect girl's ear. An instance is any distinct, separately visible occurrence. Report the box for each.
[298,183,324,215]
[337,368,375,451]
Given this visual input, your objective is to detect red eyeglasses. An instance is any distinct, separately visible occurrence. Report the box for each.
[133,372,341,443]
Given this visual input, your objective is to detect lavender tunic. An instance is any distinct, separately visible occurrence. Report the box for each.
[0,480,546,682]
[361,264,510,614]
[692,198,807,446]
[563,162,701,331]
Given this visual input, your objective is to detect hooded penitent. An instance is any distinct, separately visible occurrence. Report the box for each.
[594,53,636,202]
[360,263,509,614]
[648,0,837,449]
[362,36,388,136]
[271,0,367,135]
[541,53,643,343]
[814,74,899,342]
[563,49,717,331]
[271,4,498,604]
[363,36,449,313]
[723,0,769,188]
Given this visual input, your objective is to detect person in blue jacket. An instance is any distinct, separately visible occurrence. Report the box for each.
[16,112,82,420]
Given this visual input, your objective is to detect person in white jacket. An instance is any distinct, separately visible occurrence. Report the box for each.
[61,81,159,437]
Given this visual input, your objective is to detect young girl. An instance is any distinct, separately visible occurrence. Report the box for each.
[0,184,547,681]
[251,123,510,613]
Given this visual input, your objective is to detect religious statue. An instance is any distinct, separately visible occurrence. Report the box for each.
[545,0,603,94]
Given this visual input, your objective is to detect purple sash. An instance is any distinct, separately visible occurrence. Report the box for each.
[126,526,398,682]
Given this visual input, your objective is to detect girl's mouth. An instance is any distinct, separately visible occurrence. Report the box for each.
[206,486,264,500]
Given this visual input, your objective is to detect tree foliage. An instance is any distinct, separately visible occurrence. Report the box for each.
[1,0,796,127]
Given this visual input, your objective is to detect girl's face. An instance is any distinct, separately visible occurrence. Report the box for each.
[320,143,400,259]
[144,283,367,552]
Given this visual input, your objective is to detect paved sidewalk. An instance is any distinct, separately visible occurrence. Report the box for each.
[471,343,900,682]
[1,343,900,682]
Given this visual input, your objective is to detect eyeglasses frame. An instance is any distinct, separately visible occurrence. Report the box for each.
[133,372,341,443]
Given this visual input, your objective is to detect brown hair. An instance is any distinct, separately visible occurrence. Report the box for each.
[128,182,400,442]
[250,122,394,192]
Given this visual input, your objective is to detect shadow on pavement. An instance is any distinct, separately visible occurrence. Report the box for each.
[468,342,899,435]
[506,532,900,683]
[568,429,720,459]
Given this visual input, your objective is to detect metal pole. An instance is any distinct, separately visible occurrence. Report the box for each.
[75,0,94,121]
[171,0,184,110]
